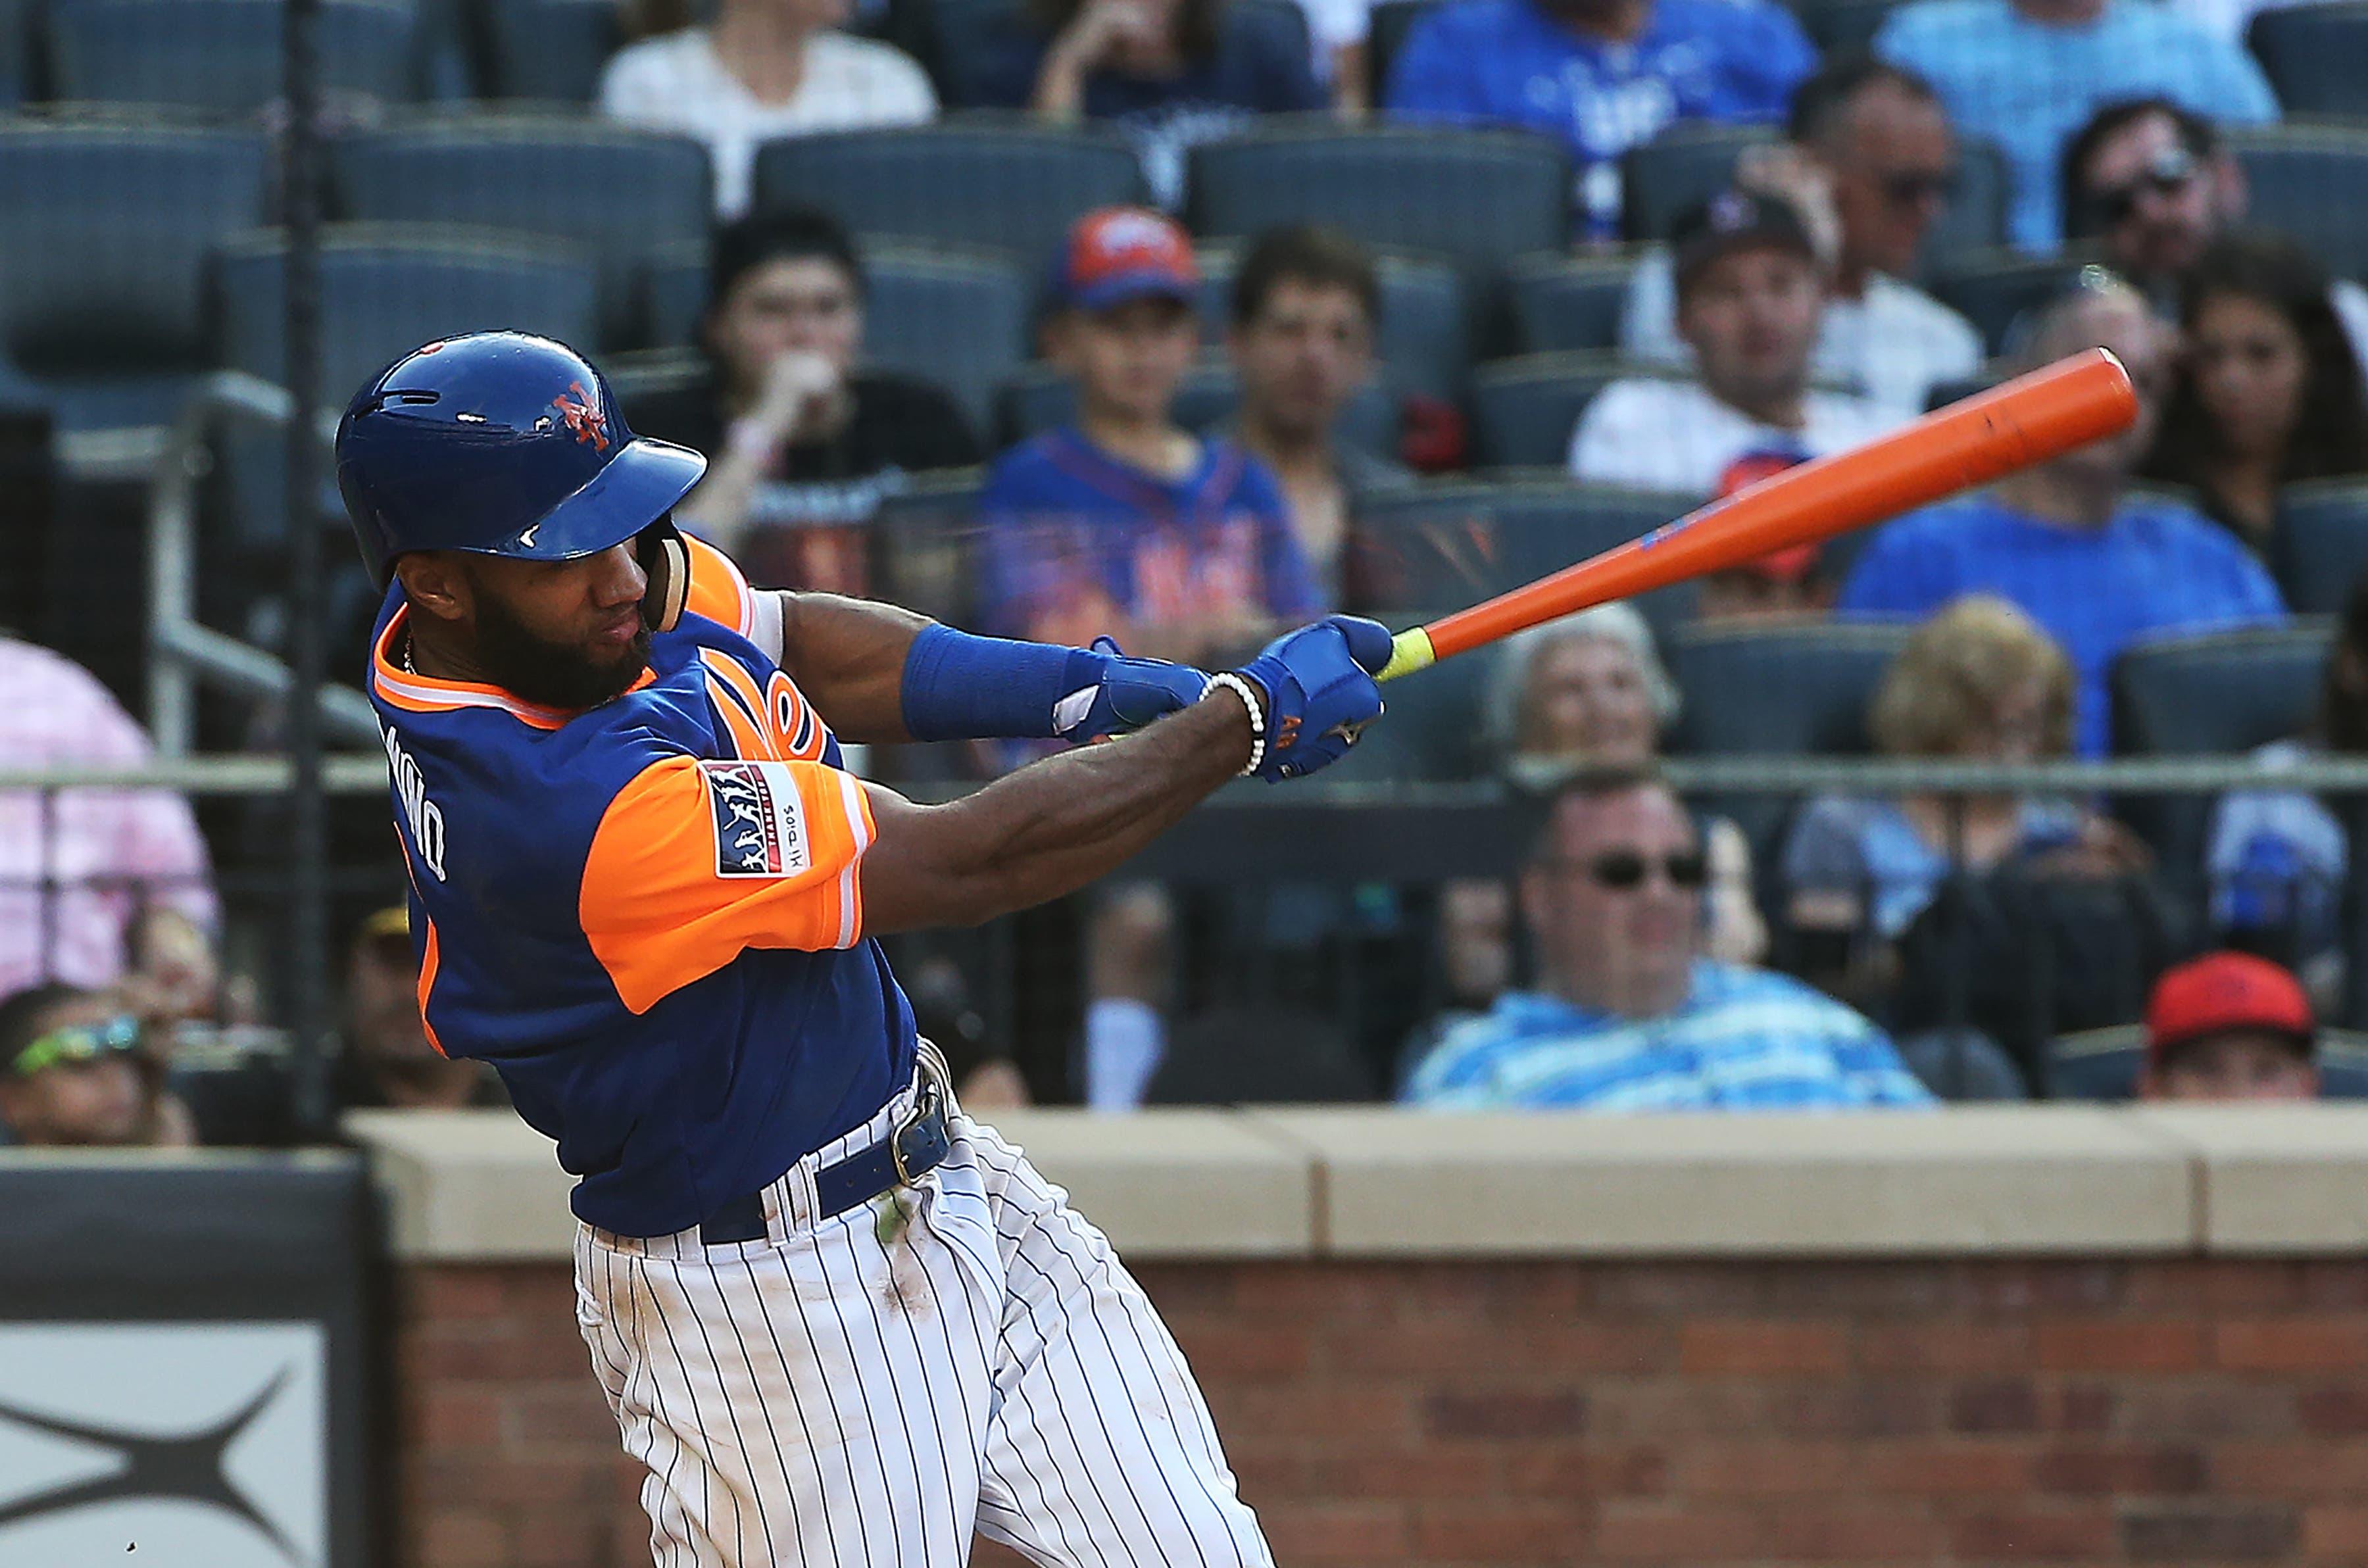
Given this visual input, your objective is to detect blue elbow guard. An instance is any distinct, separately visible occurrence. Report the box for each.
[900,623,1104,742]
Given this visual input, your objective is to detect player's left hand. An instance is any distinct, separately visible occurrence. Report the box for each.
[1235,614,1391,782]
[1054,636,1210,745]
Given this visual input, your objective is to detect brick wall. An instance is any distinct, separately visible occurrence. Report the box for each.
[396,1257,2368,1567]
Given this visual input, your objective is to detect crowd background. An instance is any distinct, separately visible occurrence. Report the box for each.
[8,0,2368,1142]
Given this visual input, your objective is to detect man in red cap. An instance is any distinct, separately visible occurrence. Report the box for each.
[2138,951,2319,1102]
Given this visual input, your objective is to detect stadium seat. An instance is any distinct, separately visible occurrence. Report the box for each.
[1185,124,1571,274]
[1931,251,2096,358]
[51,0,416,113]
[2248,3,2368,119]
[873,467,987,628]
[1619,124,1775,242]
[2227,123,2368,283]
[647,239,1027,434]
[1506,251,1640,354]
[2271,479,2368,615]
[1665,621,1912,757]
[927,0,1310,107]
[1197,243,1471,399]
[481,0,621,101]
[1786,0,1899,52]
[2048,1023,2368,1099]
[751,118,1145,276]
[0,120,272,430]
[0,0,32,105]
[330,113,712,347]
[1324,608,1496,782]
[210,224,599,549]
[1343,478,1698,643]
[1466,351,1631,470]
[1921,137,2011,270]
[1363,0,1435,104]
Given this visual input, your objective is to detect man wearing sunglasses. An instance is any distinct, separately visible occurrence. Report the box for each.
[1402,779,1930,1108]
[0,983,192,1148]
[2062,98,2368,377]
[1621,55,1985,414]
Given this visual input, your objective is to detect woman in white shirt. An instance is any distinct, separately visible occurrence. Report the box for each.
[599,0,938,217]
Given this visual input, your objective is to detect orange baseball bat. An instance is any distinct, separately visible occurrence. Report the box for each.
[1375,347,2139,681]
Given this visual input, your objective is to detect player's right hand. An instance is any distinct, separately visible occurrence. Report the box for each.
[1233,615,1391,782]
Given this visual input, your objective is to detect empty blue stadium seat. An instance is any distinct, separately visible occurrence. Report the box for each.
[0,120,272,428]
[481,0,622,101]
[2228,124,2368,283]
[1186,124,1571,274]
[52,0,416,113]
[2271,478,2368,615]
[1931,250,2096,358]
[1506,252,1639,354]
[1620,124,1775,242]
[751,118,1145,276]
[1197,243,1471,399]
[211,224,599,548]
[331,113,712,349]
[2049,1023,2368,1099]
[2249,3,2368,118]
[1466,351,1631,470]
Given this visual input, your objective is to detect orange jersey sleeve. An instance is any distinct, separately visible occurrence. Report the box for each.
[682,535,758,639]
[580,755,876,1014]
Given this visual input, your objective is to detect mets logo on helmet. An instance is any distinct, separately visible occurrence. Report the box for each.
[551,380,610,452]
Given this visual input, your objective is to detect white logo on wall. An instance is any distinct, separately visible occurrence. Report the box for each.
[0,1322,327,1567]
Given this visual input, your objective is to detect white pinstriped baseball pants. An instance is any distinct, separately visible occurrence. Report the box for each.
[572,1077,1274,1568]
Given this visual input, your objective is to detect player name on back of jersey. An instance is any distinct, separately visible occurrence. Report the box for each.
[701,759,812,879]
[381,722,447,881]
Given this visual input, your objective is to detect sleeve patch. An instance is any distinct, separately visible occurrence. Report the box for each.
[703,759,813,878]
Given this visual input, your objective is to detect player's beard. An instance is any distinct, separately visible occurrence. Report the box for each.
[474,591,652,710]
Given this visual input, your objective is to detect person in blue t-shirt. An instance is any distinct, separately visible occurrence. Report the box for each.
[977,207,1320,666]
[1839,278,2288,757]
[1382,0,1815,239]
[1875,0,2277,253]
[972,0,1323,205]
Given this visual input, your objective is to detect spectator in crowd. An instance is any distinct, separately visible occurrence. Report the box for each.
[1382,0,1815,239]
[1482,604,1764,964]
[1873,0,2278,253]
[0,983,194,1147]
[977,207,1319,661]
[1402,777,1930,1108]
[1783,597,2152,1029]
[1838,275,2287,756]
[975,0,1323,205]
[1296,0,1379,111]
[2141,235,2368,551]
[1694,540,1837,624]
[2138,950,2319,1100]
[336,907,505,1112]
[1572,193,1904,495]
[623,208,980,595]
[1622,56,1985,414]
[2205,568,2368,1003]
[1,633,219,1010]
[598,0,937,218]
[1223,225,1408,600]
[2062,100,2368,370]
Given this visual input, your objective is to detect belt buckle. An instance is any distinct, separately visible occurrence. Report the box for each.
[891,1114,923,1188]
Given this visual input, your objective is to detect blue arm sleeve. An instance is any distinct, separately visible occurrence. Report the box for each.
[900,623,1108,742]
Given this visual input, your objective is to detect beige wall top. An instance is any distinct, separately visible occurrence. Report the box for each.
[341,1104,2368,1263]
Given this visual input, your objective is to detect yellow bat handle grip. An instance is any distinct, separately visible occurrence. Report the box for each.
[1377,627,1436,683]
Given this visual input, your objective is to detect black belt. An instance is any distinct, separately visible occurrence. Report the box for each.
[697,1091,951,1246]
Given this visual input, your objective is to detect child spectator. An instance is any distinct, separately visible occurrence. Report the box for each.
[1839,276,2286,756]
[1224,224,1409,600]
[2138,951,2319,1101]
[976,207,1320,664]
[1573,193,1903,495]
[599,0,937,217]
[2140,233,2368,552]
[1383,0,1814,239]
[1874,0,2277,252]
[623,208,980,595]
[975,0,1323,205]
[1621,55,1983,414]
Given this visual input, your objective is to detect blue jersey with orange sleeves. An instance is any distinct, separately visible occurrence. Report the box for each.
[366,539,914,1237]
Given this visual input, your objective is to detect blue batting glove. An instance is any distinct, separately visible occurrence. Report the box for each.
[1054,636,1211,745]
[1234,615,1391,782]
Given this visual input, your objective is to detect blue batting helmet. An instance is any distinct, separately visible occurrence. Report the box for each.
[335,331,707,626]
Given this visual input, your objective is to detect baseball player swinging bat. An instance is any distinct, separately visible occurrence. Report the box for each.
[1376,347,2140,681]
